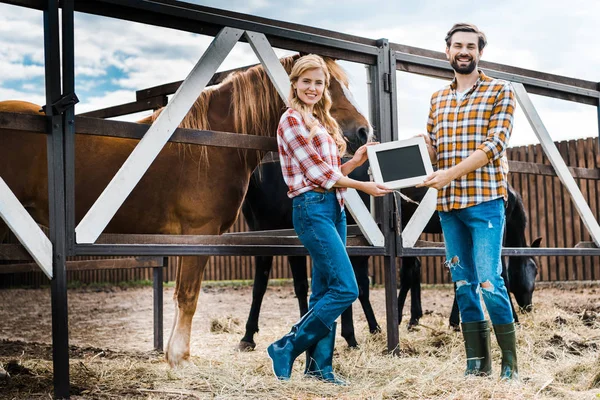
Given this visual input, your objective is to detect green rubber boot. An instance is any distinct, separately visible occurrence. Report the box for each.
[494,323,518,380]
[461,321,492,376]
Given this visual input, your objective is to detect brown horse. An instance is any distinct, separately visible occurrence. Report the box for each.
[0,55,371,366]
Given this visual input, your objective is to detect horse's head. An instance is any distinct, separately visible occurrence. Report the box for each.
[322,59,373,156]
[508,236,542,312]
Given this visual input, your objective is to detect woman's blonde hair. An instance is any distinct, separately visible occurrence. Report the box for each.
[288,54,346,156]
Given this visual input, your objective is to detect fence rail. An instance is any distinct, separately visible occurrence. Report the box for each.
[2,137,598,288]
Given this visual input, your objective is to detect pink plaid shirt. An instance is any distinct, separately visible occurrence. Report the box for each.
[277,108,346,207]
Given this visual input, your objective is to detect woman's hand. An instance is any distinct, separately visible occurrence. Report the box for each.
[351,142,379,167]
[360,181,393,197]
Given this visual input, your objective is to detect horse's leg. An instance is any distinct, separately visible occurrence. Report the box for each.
[289,256,309,316]
[239,255,273,351]
[166,255,209,367]
[501,257,519,324]
[397,257,413,328]
[338,257,358,348]
[353,256,381,334]
[408,258,423,329]
[340,303,358,348]
[449,283,460,330]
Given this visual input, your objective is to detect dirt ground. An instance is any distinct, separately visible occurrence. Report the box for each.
[0,281,599,399]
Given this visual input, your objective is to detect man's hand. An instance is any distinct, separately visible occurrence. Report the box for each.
[417,169,454,190]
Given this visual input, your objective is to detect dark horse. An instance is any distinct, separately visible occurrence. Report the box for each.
[397,185,542,329]
[238,161,541,349]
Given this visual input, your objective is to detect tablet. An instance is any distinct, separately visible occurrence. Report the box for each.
[366,136,434,189]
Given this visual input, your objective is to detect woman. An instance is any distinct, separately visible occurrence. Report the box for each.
[267,54,391,384]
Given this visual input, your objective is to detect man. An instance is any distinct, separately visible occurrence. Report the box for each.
[418,23,518,380]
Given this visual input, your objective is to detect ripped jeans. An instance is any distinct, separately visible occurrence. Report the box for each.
[439,198,513,325]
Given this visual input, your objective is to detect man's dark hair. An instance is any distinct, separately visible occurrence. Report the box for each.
[445,23,487,51]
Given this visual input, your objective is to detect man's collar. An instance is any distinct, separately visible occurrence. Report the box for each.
[450,70,487,91]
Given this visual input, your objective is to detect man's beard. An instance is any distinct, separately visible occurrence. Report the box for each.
[450,56,477,74]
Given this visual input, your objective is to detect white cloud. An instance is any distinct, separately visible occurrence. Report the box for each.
[0,61,44,80]
[0,87,44,105]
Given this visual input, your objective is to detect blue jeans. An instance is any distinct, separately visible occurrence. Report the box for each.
[292,191,358,329]
[439,198,513,325]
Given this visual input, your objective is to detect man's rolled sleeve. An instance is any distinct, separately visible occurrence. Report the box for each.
[281,115,342,188]
[426,97,438,155]
[477,83,515,161]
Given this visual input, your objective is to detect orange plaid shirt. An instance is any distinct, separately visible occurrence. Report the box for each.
[427,71,515,211]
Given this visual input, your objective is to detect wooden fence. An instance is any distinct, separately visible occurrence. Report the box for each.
[1,137,598,288]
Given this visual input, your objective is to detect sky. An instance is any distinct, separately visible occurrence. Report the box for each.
[0,0,598,147]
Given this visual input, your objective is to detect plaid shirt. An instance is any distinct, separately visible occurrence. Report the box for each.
[427,71,515,211]
[277,108,345,207]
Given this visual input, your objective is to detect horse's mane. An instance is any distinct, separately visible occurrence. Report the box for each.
[149,55,349,167]
[151,54,349,138]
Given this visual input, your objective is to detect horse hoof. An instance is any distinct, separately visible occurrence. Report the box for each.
[165,347,190,368]
[346,338,359,348]
[370,326,382,334]
[237,340,256,352]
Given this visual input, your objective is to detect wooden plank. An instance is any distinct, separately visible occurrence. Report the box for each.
[91,232,374,246]
[0,244,34,261]
[558,141,571,280]
[46,256,160,274]
[585,138,600,280]
[575,140,588,279]
[518,146,530,246]
[76,27,244,244]
[393,51,599,106]
[391,43,598,91]
[549,145,561,281]
[402,188,438,248]
[508,160,600,179]
[0,178,52,278]
[566,141,581,279]
[244,31,291,106]
[534,144,549,281]
[0,111,276,153]
[136,68,239,101]
[525,145,535,248]
[78,95,167,119]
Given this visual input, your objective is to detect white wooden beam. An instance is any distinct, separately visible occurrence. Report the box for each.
[244,31,291,105]
[76,27,244,243]
[401,188,438,248]
[0,178,52,278]
[513,82,600,247]
[345,189,384,247]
